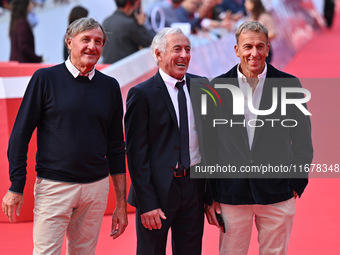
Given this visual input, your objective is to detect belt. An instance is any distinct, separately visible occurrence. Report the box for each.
[174,168,190,177]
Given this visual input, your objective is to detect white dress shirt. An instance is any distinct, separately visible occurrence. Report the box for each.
[237,64,267,149]
[159,68,201,166]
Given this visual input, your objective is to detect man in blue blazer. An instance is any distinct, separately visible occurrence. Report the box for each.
[125,27,206,255]
[205,21,313,254]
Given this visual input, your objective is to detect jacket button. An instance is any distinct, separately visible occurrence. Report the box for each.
[250,159,254,163]
[175,146,179,150]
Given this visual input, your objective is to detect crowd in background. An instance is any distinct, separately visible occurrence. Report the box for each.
[0,0,336,64]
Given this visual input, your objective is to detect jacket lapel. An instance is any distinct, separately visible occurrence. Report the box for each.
[251,64,279,151]
[155,71,178,127]
[228,66,250,149]
[251,78,273,151]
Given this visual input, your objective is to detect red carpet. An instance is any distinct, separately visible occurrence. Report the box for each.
[1,6,340,255]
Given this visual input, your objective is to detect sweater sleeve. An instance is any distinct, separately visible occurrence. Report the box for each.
[107,81,126,175]
[8,72,44,193]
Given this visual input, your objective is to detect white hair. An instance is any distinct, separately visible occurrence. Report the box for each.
[151,27,189,65]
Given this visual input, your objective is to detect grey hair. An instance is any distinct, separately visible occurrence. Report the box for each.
[64,17,106,53]
[151,27,189,65]
[235,21,269,45]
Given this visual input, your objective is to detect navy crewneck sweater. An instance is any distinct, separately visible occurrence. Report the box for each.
[8,63,126,194]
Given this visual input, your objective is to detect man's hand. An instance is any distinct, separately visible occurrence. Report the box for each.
[2,191,24,222]
[134,10,146,26]
[141,208,166,230]
[110,174,128,239]
[205,201,221,228]
[110,205,128,239]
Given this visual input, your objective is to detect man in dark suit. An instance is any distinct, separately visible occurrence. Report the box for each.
[204,21,313,254]
[125,27,206,255]
[102,0,152,64]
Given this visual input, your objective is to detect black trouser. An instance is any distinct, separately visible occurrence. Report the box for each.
[324,0,335,28]
[135,177,205,255]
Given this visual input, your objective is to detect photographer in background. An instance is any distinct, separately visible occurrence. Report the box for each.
[102,0,152,64]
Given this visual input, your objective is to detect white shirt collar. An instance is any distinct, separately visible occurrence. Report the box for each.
[159,68,187,89]
[65,57,95,80]
[237,63,267,82]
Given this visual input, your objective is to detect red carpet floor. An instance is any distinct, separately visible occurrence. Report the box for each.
[1,6,340,255]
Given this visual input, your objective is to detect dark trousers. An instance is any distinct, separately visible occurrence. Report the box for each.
[324,0,335,28]
[135,177,205,255]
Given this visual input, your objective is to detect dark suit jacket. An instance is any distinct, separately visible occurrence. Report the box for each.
[102,10,152,64]
[207,64,313,205]
[125,71,205,214]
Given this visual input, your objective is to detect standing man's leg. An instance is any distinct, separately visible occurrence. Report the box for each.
[135,207,171,255]
[66,177,110,255]
[171,178,205,255]
[33,178,80,255]
[135,177,204,255]
[135,178,181,255]
[255,198,296,255]
[219,204,254,255]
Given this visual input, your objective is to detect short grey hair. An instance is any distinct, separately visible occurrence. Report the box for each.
[64,17,106,52]
[151,27,189,65]
[235,21,268,45]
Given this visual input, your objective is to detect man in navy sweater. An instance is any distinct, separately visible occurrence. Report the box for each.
[1,17,127,254]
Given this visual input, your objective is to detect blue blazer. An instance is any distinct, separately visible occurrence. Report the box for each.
[206,64,314,205]
[125,71,206,214]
